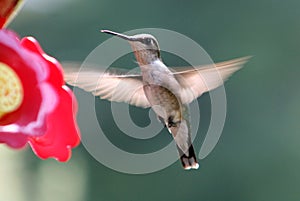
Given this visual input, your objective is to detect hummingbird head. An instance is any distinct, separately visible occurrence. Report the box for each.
[101,30,161,66]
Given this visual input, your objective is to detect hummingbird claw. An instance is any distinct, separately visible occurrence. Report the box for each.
[167,116,181,128]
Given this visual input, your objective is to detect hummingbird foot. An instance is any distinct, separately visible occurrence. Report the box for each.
[167,116,181,128]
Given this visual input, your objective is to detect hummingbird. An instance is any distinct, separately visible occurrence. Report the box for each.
[64,30,250,170]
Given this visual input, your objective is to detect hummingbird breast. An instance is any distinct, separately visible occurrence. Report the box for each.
[140,60,183,124]
[143,84,182,124]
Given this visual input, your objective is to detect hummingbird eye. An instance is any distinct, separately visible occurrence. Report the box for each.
[144,38,152,45]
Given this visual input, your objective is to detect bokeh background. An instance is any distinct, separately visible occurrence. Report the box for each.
[1,0,300,200]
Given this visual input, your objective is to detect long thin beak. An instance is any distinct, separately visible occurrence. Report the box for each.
[101,30,135,41]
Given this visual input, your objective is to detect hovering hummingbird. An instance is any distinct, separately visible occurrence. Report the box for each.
[64,30,250,170]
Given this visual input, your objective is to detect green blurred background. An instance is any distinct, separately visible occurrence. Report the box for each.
[1,0,300,200]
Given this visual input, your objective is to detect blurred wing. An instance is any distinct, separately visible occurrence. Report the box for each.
[63,65,151,108]
[173,56,251,104]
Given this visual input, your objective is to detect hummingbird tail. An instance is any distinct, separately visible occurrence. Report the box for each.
[177,144,199,170]
[167,105,199,170]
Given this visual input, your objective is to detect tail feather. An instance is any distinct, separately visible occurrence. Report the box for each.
[177,144,199,170]
[167,104,199,170]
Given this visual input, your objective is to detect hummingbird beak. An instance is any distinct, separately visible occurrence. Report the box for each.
[101,30,135,41]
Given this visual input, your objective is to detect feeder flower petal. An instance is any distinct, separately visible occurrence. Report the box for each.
[0,29,80,161]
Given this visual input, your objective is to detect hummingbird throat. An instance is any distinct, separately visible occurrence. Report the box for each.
[133,49,161,66]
